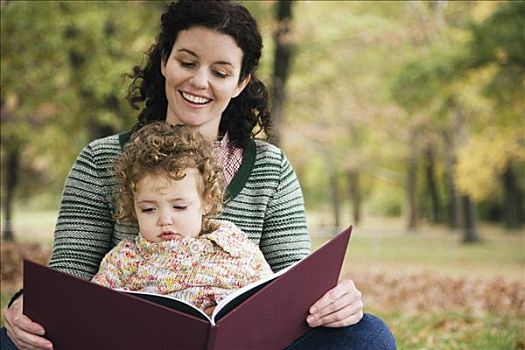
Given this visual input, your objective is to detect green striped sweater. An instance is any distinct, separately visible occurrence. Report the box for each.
[49,134,311,280]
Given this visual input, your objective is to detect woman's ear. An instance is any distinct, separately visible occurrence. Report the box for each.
[232,74,251,98]
[160,58,167,78]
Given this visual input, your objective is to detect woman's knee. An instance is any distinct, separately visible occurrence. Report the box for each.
[350,313,397,350]
[286,313,396,350]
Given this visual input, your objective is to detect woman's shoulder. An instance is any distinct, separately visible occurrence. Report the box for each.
[253,139,288,164]
[251,139,299,174]
[74,133,124,167]
[253,138,281,155]
[84,133,124,154]
[64,133,124,182]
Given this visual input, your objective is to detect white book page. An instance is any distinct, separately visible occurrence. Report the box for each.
[117,259,302,326]
[210,261,298,323]
[119,289,212,322]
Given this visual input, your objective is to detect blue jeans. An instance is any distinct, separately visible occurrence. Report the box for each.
[0,327,16,350]
[1,313,396,350]
[285,313,397,350]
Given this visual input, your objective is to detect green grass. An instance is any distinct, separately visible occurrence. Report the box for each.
[310,219,525,349]
[381,309,525,350]
[311,220,525,280]
[0,209,57,245]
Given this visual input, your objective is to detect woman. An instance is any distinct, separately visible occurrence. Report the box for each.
[2,1,396,349]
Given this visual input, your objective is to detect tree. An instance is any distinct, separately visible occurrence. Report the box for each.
[390,2,486,240]
[282,1,418,227]
[457,1,525,230]
[270,0,294,146]
[1,99,18,241]
[1,1,159,240]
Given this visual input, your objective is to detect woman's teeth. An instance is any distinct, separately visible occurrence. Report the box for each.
[181,92,210,104]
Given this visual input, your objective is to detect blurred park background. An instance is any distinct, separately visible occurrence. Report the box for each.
[1,1,524,349]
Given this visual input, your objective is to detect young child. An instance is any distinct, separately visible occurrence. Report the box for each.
[91,122,273,315]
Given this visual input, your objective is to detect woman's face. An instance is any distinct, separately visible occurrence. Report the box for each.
[161,26,249,140]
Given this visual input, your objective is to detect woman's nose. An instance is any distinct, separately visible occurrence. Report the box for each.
[189,68,208,89]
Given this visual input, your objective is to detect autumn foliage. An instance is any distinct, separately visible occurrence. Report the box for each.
[350,270,525,316]
[1,242,51,290]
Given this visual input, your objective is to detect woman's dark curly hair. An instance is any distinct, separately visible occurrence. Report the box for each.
[127,0,272,148]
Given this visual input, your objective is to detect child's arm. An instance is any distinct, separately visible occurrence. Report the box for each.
[91,240,139,289]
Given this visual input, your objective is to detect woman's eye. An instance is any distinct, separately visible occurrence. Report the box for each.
[141,208,155,213]
[173,206,187,210]
[179,60,196,68]
[213,70,228,79]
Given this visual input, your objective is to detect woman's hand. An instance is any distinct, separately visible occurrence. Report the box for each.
[306,279,364,328]
[3,295,53,350]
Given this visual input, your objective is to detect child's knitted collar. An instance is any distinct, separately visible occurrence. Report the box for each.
[135,220,248,257]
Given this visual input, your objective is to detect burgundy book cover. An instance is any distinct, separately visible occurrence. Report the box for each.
[211,226,352,350]
[24,262,211,349]
[23,226,352,350]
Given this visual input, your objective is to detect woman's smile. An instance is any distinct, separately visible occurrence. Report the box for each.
[179,91,212,105]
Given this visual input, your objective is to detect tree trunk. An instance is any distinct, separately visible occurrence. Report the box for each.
[519,184,525,224]
[461,195,481,243]
[2,147,20,242]
[325,154,341,232]
[442,118,461,230]
[502,164,523,230]
[425,145,442,223]
[406,132,418,230]
[347,170,361,225]
[270,0,294,147]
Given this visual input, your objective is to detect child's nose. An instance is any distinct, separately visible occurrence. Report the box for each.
[158,211,173,226]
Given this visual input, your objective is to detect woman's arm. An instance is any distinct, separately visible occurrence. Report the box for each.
[49,140,118,280]
[259,151,311,271]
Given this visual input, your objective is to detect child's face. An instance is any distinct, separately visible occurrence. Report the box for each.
[133,170,206,242]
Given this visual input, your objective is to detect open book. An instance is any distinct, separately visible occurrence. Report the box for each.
[24,226,352,350]
[121,260,295,326]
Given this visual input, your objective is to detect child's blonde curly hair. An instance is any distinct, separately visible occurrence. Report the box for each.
[114,122,225,234]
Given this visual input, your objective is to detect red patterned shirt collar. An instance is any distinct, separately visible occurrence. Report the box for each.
[212,133,243,185]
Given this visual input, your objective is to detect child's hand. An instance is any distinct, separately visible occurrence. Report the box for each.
[204,305,216,316]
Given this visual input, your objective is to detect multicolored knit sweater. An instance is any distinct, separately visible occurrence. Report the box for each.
[49,134,311,279]
[91,220,273,311]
